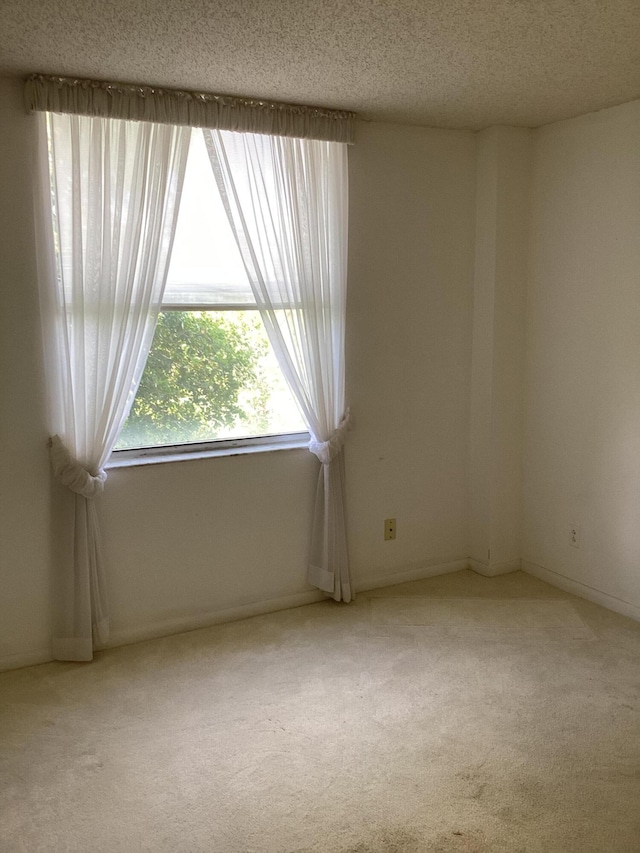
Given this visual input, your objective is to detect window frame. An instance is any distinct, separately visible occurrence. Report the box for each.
[109,429,310,467]
[110,301,309,463]
[107,126,310,461]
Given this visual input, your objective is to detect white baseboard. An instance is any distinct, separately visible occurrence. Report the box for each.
[470,558,521,577]
[0,590,329,671]
[0,558,471,671]
[522,560,640,623]
[110,560,470,649]
[356,558,469,592]
[0,646,52,673]
[107,588,326,649]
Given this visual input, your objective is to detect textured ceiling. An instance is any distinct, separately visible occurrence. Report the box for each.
[1,0,640,129]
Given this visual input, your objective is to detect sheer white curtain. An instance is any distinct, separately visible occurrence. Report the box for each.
[37,113,190,660]
[202,129,351,601]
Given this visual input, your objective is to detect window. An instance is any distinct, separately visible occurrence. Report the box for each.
[33,74,353,657]
[114,130,306,453]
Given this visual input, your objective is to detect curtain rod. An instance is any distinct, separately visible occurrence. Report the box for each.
[24,73,357,145]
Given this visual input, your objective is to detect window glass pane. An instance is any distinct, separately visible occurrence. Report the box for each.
[163,131,255,307]
[115,311,306,450]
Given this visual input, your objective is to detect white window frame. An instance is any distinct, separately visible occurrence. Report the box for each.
[109,299,309,465]
[108,127,310,463]
[109,430,310,467]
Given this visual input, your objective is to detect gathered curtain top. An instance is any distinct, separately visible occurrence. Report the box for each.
[24,74,357,144]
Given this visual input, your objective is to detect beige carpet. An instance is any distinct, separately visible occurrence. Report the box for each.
[1,570,639,852]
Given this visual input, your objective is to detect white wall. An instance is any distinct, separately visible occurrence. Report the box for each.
[470,127,531,575]
[0,78,53,669]
[0,79,477,668]
[100,449,320,644]
[346,122,475,582]
[523,99,640,616]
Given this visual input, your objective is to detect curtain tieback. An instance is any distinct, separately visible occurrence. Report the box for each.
[309,409,352,465]
[49,435,107,499]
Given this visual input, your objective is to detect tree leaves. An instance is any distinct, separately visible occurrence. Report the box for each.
[117,311,271,449]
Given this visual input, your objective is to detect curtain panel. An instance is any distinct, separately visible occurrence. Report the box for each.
[36,112,190,660]
[203,129,352,601]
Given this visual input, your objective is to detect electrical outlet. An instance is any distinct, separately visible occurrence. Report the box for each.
[384,518,396,541]
[569,524,580,548]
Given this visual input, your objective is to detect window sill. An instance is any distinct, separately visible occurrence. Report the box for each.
[107,433,311,469]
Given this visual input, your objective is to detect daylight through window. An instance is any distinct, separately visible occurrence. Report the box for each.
[115,130,306,451]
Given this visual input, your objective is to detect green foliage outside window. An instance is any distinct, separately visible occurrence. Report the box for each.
[116,311,271,449]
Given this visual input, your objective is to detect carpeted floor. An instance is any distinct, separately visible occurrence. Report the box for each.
[1,570,639,852]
